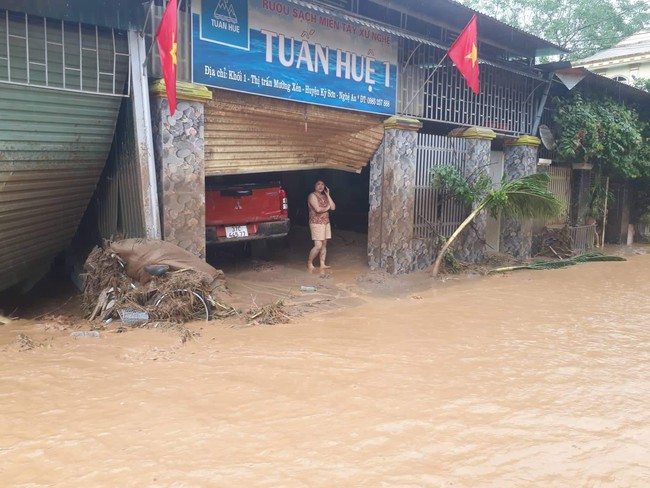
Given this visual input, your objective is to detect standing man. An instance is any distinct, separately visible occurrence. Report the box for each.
[307,180,336,271]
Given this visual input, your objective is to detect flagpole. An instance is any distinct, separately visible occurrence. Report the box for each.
[401,42,423,73]
[142,0,155,33]
[142,0,156,69]
[401,52,448,115]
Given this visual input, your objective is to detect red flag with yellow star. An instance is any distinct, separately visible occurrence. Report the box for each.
[156,0,178,114]
[448,15,479,94]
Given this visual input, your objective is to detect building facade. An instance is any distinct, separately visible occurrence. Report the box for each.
[0,0,569,293]
[576,29,650,85]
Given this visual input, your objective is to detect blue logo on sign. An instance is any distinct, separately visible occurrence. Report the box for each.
[201,0,249,49]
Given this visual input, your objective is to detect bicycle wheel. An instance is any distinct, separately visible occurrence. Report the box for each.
[152,289,211,322]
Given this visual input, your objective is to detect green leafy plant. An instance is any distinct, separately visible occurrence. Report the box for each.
[454,0,650,60]
[431,164,492,206]
[430,171,563,276]
[585,180,614,222]
[552,93,649,178]
[632,76,650,93]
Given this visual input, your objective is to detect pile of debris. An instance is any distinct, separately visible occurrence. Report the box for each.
[534,226,573,258]
[246,299,291,325]
[82,239,227,326]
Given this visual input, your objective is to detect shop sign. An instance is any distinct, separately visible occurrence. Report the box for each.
[192,0,398,114]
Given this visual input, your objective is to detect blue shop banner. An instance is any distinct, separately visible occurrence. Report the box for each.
[192,0,398,115]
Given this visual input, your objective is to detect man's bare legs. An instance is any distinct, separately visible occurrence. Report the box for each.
[308,240,331,271]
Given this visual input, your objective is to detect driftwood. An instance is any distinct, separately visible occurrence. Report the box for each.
[246,299,290,325]
[89,287,111,321]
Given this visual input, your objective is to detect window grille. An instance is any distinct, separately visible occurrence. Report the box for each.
[144,0,192,82]
[0,9,130,97]
[398,39,539,136]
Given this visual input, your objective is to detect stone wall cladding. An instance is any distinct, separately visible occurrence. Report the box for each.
[369,126,504,274]
[381,129,418,274]
[411,238,437,270]
[500,143,539,258]
[454,138,491,263]
[368,127,419,274]
[504,144,538,181]
[367,143,384,270]
[152,98,206,258]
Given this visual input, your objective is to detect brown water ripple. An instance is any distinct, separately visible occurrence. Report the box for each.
[1,256,650,486]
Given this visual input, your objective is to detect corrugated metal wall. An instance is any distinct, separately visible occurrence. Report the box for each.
[204,90,385,175]
[0,10,128,291]
[0,83,123,290]
[95,95,146,241]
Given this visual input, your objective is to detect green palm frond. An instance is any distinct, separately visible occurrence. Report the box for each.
[485,173,564,220]
[431,172,564,277]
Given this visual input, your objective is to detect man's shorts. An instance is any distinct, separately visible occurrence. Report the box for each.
[309,223,332,241]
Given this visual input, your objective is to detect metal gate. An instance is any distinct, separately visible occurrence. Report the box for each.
[414,133,468,239]
[540,165,571,225]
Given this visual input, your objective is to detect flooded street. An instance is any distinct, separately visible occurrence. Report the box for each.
[2,246,650,486]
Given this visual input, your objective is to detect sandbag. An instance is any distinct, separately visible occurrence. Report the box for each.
[108,239,223,289]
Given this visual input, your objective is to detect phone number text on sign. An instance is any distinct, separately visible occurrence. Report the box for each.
[359,95,391,108]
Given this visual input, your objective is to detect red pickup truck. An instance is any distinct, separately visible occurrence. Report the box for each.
[205,181,290,244]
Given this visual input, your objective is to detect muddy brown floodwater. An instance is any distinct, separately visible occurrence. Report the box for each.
[2,244,650,487]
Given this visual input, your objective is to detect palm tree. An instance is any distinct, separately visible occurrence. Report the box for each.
[431,172,563,277]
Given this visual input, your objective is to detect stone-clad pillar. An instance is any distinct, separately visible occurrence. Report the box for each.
[150,80,212,258]
[449,127,496,263]
[368,116,422,274]
[500,135,541,258]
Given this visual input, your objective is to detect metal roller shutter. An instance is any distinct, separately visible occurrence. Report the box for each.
[0,10,129,291]
[0,84,124,290]
[204,89,385,176]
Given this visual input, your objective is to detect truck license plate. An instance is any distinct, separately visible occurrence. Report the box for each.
[225,225,248,238]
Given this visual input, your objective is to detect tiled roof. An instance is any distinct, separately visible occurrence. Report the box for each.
[578,29,650,64]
